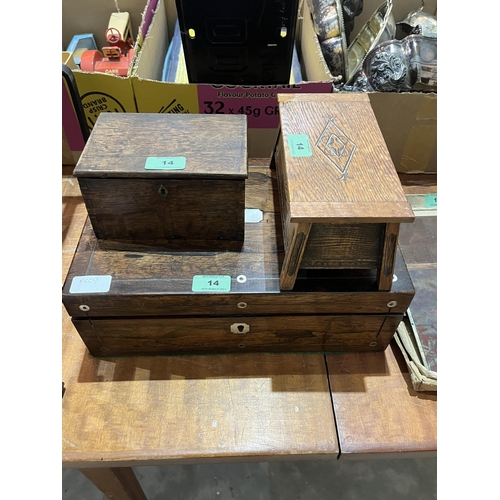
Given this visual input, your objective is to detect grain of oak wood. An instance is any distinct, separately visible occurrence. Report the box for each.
[73,113,247,179]
[274,93,414,291]
[276,93,414,224]
[326,342,437,458]
[62,328,340,466]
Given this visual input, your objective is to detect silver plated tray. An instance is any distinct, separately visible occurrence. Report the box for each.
[345,0,395,84]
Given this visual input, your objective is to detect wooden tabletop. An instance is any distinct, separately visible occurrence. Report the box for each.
[62,164,436,468]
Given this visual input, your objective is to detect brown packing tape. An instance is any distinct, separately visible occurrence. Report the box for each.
[401,124,437,174]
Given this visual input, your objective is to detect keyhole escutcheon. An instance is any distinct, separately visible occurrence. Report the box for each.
[158,185,168,198]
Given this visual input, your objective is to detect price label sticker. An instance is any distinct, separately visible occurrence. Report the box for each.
[192,275,231,292]
[145,157,186,170]
[69,275,112,294]
[424,194,437,208]
[287,134,312,157]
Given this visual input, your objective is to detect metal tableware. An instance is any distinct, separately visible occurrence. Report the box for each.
[402,35,437,91]
[309,0,344,39]
[320,36,347,79]
[345,0,396,84]
[307,0,348,81]
[342,0,364,44]
[398,1,437,38]
[343,34,437,92]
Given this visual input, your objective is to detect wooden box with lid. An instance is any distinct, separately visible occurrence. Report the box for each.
[73,113,247,249]
[62,170,415,357]
[273,93,415,291]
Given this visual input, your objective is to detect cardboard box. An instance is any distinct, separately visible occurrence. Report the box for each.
[62,0,157,133]
[131,0,333,158]
[62,0,437,173]
[62,65,88,166]
[301,0,437,175]
[132,0,436,170]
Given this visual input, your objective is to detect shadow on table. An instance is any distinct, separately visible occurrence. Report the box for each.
[62,195,83,244]
[75,347,383,393]
[326,342,437,403]
[74,343,435,400]
[76,350,327,390]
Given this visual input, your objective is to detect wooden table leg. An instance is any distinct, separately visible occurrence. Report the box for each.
[79,467,148,500]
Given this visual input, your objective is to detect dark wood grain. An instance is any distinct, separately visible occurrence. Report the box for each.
[73,313,404,357]
[378,223,400,291]
[275,134,292,250]
[79,177,245,243]
[73,113,247,179]
[63,171,414,355]
[63,173,414,315]
[398,216,437,266]
[64,285,413,319]
[279,222,311,290]
[73,112,247,246]
[301,223,384,269]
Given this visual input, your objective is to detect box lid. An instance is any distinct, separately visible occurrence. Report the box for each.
[277,93,414,223]
[73,113,248,179]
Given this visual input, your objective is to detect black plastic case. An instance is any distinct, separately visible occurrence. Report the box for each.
[175,0,300,85]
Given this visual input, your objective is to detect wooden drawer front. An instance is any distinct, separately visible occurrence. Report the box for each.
[79,178,245,242]
[301,223,384,269]
[73,314,403,357]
